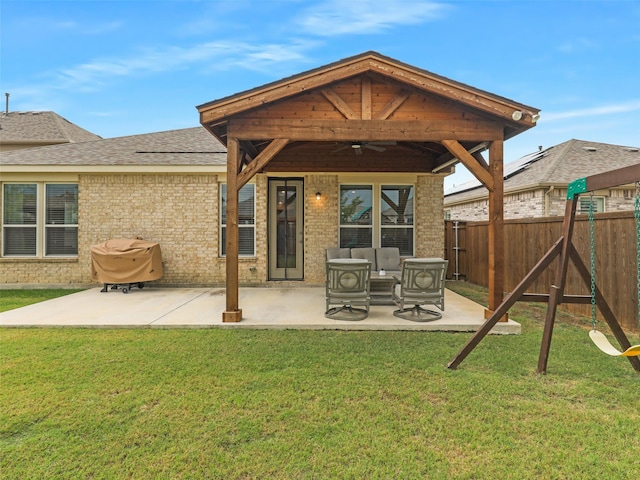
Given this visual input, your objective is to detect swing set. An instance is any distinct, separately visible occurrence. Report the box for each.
[447,163,640,373]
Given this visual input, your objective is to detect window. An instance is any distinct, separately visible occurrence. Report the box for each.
[339,184,414,256]
[380,185,414,256]
[340,185,372,248]
[2,183,78,257]
[578,196,605,214]
[220,183,255,256]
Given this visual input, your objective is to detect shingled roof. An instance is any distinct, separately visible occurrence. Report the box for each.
[444,139,640,204]
[0,111,102,147]
[0,127,227,169]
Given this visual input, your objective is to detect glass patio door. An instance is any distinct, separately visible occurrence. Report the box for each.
[268,179,304,280]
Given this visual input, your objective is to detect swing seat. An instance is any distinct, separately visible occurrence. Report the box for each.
[589,330,640,357]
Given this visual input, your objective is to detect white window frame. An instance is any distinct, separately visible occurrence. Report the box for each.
[379,184,415,256]
[339,184,374,249]
[578,195,606,215]
[2,182,78,258]
[220,183,256,257]
[338,183,415,256]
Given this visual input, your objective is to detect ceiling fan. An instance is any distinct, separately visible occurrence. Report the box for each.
[331,141,396,155]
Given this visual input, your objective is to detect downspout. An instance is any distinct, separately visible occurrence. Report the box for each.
[544,186,555,216]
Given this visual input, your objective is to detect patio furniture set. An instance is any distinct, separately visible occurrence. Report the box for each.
[325,247,448,321]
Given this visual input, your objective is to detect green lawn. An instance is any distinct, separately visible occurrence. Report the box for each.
[0,289,84,313]
[2,284,640,478]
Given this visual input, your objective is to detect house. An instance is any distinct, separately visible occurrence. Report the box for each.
[444,139,640,221]
[0,111,102,151]
[1,52,538,321]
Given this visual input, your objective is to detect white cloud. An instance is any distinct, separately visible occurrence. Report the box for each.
[17,40,316,97]
[556,37,598,54]
[542,100,640,122]
[296,0,450,36]
[19,17,123,35]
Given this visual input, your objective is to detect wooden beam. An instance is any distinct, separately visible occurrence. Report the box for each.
[472,151,489,170]
[223,137,242,323]
[375,89,410,120]
[537,198,578,372]
[228,118,504,142]
[239,140,259,160]
[585,163,640,192]
[199,55,539,128]
[321,88,358,119]
[441,139,494,191]
[361,77,372,120]
[519,293,592,304]
[199,59,375,122]
[487,140,505,320]
[366,59,540,123]
[264,155,437,173]
[237,138,289,189]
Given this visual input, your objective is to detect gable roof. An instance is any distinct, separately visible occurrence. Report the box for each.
[0,127,227,171]
[0,111,102,146]
[198,50,539,141]
[197,51,540,177]
[444,139,640,204]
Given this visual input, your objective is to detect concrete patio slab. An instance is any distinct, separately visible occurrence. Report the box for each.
[0,287,520,334]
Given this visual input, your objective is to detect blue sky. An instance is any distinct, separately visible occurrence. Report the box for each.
[2,0,639,188]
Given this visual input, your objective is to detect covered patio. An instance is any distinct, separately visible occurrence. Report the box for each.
[196,51,539,323]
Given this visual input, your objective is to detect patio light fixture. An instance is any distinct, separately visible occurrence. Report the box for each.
[512,110,540,123]
[316,191,322,201]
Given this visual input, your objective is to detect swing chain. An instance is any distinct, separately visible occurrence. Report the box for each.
[589,192,597,329]
[635,181,640,329]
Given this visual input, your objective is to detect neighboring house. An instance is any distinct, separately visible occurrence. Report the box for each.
[0,111,102,151]
[1,51,537,288]
[444,139,640,221]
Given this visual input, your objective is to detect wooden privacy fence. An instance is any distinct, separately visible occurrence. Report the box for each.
[444,212,639,331]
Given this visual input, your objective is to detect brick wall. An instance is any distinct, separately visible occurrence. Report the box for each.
[1,172,448,287]
[304,174,339,283]
[608,188,637,212]
[415,175,446,258]
[0,174,228,287]
[445,187,637,222]
[79,174,224,286]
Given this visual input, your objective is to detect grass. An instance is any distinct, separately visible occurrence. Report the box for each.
[2,284,640,478]
[0,289,83,313]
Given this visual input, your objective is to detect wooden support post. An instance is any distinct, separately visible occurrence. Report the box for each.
[223,137,242,322]
[486,140,506,322]
[537,198,578,373]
